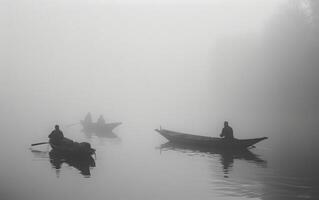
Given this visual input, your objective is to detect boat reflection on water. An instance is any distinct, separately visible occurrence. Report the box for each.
[49,150,96,178]
[30,149,49,159]
[82,128,119,139]
[30,149,96,178]
[159,142,267,177]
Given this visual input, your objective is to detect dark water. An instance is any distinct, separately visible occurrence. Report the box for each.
[1,113,318,200]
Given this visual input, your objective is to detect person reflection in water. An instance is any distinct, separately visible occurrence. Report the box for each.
[220,121,234,140]
[220,152,234,178]
[49,125,64,145]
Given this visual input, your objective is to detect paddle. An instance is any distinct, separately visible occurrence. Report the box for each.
[31,142,49,146]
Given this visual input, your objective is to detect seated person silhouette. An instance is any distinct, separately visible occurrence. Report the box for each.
[49,125,64,145]
[220,121,234,140]
[97,115,106,126]
[84,112,93,124]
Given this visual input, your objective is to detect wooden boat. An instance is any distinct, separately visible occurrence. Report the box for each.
[81,121,122,133]
[155,128,268,150]
[49,137,95,157]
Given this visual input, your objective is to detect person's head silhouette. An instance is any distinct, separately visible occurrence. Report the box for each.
[224,121,229,127]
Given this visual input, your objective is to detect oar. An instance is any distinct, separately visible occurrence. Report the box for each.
[31,142,49,146]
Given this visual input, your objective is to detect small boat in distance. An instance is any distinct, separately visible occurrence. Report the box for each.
[155,128,268,150]
[81,113,121,133]
[81,121,122,133]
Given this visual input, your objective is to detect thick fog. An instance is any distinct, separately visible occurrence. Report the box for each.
[2,1,319,199]
[2,0,319,153]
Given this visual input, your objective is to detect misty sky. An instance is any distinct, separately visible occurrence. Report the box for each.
[2,0,319,135]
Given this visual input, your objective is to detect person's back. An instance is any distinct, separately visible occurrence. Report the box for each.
[220,121,234,140]
[84,112,92,124]
[49,125,64,145]
[97,115,106,126]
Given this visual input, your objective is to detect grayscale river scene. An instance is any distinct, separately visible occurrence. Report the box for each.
[1,0,319,200]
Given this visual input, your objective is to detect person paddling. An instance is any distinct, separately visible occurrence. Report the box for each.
[220,121,234,140]
[49,125,64,145]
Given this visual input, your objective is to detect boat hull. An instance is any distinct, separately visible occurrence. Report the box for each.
[81,121,122,133]
[155,129,268,150]
[49,138,95,157]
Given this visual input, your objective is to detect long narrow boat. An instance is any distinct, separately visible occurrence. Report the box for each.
[155,128,268,150]
[49,138,95,157]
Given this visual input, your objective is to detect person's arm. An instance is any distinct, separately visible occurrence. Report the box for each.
[48,131,53,138]
[220,128,225,137]
[58,131,64,139]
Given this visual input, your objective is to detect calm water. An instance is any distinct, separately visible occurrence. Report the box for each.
[1,112,318,200]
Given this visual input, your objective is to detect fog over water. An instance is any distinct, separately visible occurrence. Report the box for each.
[1,0,319,199]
